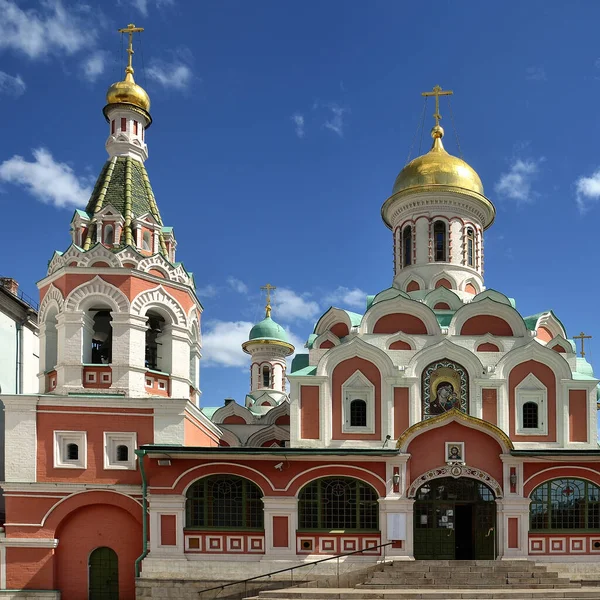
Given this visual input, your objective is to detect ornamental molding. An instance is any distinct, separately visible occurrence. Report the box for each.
[246,424,289,448]
[76,244,121,269]
[448,297,528,338]
[39,284,64,321]
[313,307,355,337]
[405,338,485,379]
[371,287,410,306]
[64,275,129,313]
[471,289,512,307]
[312,330,340,349]
[534,311,567,341]
[262,400,290,424]
[407,464,503,499]
[396,407,513,453]
[495,339,572,381]
[423,286,463,311]
[212,401,255,425]
[359,295,440,336]
[130,285,187,327]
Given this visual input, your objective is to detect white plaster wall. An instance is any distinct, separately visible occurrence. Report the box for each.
[3,396,37,482]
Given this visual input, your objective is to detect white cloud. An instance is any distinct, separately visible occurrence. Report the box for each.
[273,288,320,322]
[525,66,546,81]
[82,51,106,82]
[127,0,174,16]
[495,158,542,203]
[324,104,348,137]
[0,0,95,59]
[147,60,193,91]
[202,320,253,367]
[227,277,248,294]
[0,71,25,97]
[197,284,219,298]
[325,286,366,311]
[575,169,600,213]
[291,113,305,138]
[0,148,92,208]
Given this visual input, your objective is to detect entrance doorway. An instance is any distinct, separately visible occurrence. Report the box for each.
[413,477,496,560]
[88,547,119,600]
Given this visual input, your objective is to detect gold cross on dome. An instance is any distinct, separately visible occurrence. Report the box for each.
[260,283,277,318]
[421,85,454,127]
[573,331,592,358]
[118,23,144,75]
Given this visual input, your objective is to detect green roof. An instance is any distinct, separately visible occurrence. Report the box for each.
[82,156,168,256]
[347,311,363,327]
[290,353,310,373]
[436,313,453,327]
[248,317,289,343]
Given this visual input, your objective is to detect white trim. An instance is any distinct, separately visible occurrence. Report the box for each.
[54,430,87,469]
[0,538,59,548]
[104,431,138,470]
[515,373,547,435]
[341,370,375,434]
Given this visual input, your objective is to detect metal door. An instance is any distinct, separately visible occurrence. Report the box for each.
[88,547,119,600]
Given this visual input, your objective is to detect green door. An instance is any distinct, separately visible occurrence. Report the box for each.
[89,547,118,600]
[413,477,496,560]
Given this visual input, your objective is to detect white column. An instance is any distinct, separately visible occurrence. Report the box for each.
[110,313,147,396]
[4,396,38,482]
[415,218,429,265]
[498,497,531,559]
[450,220,462,264]
[262,497,297,558]
[148,493,186,557]
[166,324,192,398]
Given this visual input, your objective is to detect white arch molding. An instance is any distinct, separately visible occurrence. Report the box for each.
[64,275,129,313]
[130,285,187,326]
[39,285,64,321]
[407,464,503,499]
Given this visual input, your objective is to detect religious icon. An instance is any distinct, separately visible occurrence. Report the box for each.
[422,360,469,419]
[445,441,465,464]
[429,381,460,415]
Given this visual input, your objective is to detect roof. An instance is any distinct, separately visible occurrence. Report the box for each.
[248,316,289,343]
[139,445,399,456]
[290,353,311,374]
[82,156,168,256]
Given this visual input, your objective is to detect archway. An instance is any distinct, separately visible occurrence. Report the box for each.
[89,547,118,599]
[413,477,496,560]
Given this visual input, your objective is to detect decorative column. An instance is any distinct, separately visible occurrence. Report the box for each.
[110,312,147,396]
[147,494,186,557]
[262,497,297,558]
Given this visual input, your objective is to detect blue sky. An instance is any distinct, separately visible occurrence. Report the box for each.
[1,0,599,409]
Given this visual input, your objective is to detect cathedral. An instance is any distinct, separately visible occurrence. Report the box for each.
[1,26,599,600]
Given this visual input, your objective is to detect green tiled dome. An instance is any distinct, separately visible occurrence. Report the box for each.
[248,317,289,343]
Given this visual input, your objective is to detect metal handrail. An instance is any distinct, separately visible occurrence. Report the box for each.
[198,541,393,598]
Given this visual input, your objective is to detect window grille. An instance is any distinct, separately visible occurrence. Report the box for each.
[403,226,412,267]
[67,443,79,461]
[298,477,379,531]
[349,399,367,427]
[530,478,600,531]
[434,221,446,261]
[467,228,474,267]
[186,476,264,529]
[522,401,539,429]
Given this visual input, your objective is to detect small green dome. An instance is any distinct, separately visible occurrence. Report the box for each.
[248,317,289,343]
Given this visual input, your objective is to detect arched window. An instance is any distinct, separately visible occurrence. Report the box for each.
[186,476,264,529]
[466,228,475,267]
[402,225,412,267]
[349,399,367,427]
[433,221,446,261]
[104,225,114,246]
[298,477,379,530]
[145,311,166,371]
[67,443,79,461]
[86,309,113,365]
[262,365,270,388]
[522,401,538,429]
[530,479,600,531]
[142,231,152,251]
[116,445,129,462]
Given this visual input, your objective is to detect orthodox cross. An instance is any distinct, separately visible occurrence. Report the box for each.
[573,331,592,358]
[421,85,453,127]
[118,23,144,74]
[261,283,276,318]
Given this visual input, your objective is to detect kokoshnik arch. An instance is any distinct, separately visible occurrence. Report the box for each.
[1,29,599,600]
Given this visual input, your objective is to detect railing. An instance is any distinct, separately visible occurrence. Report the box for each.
[198,541,393,599]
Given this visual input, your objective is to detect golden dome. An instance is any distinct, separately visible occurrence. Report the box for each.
[392,125,483,196]
[106,70,150,113]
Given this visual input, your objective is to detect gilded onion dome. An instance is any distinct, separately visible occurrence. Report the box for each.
[105,24,151,116]
[392,125,483,196]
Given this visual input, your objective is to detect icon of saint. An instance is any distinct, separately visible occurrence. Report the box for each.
[429,382,459,414]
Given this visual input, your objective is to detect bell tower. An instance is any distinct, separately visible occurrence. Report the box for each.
[38,24,201,402]
[381,86,496,300]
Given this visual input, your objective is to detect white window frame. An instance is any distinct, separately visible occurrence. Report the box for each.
[515,373,547,435]
[342,370,375,434]
[104,432,137,470]
[54,431,87,469]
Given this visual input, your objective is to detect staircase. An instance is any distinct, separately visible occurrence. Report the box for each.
[246,560,600,599]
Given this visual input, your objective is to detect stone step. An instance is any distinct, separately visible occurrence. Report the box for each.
[359,583,577,589]
[250,587,600,599]
[370,571,562,580]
